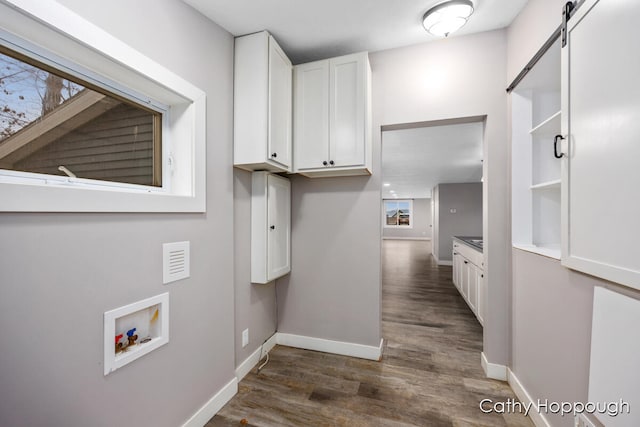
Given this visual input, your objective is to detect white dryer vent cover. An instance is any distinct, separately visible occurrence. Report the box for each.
[163,241,190,284]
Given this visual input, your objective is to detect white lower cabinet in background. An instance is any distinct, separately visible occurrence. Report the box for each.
[251,172,291,284]
[452,239,484,325]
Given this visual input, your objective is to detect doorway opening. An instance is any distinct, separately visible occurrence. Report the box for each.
[380,115,485,371]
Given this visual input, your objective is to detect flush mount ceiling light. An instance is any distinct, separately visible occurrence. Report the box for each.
[422,0,474,37]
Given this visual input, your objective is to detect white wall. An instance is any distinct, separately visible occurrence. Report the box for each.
[0,1,236,426]
[276,174,382,347]
[233,169,277,367]
[382,198,432,240]
[370,29,509,366]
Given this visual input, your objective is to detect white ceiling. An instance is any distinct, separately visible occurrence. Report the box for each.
[382,122,483,199]
[184,0,528,64]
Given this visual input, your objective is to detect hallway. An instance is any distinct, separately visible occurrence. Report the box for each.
[209,240,531,426]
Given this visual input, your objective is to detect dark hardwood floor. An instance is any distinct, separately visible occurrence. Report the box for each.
[208,240,532,426]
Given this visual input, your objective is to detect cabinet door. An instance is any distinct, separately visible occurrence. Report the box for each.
[562,0,640,289]
[329,53,366,167]
[467,262,478,314]
[452,252,459,289]
[461,259,470,300]
[476,269,484,326]
[268,36,292,169]
[294,60,329,170]
[267,174,291,281]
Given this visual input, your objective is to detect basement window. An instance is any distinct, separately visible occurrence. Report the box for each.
[384,199,413,228]
[0,0,206,212]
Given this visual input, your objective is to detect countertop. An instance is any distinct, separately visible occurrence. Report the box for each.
[453,236,483,252]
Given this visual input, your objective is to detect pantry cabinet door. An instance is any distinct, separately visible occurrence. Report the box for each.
[266,174,291,281]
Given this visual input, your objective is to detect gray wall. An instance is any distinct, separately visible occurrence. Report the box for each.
[370,30,510,367]
[276,174,382,346]
[507,2,640,427]
[512,249,596,427]
[234,169,277,366]
[433,183,482,262]
[382,198,432,240]
[0,1,236,426]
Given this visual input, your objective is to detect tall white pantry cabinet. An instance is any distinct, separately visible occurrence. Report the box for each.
[293,52,372,177]
[513,0,640,290]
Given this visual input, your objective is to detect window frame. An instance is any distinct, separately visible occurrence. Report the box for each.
[0,0,206,212]
[383,199,414,229]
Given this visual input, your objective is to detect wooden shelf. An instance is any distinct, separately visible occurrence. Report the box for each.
[530,179,561,190]
[530,111,561,136]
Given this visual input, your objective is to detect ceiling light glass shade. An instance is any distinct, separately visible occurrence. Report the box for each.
[423,0,474,37]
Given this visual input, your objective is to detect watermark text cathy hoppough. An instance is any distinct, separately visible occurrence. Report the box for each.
[479,398,630,417]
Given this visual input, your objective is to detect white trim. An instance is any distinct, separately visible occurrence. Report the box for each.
[508,369,551,427]
[181,377,238,427]
[382,237,431,241]
[276,333,383,361]
[235,333,278,381]
[433,253,453,266]
[480,352,507,381]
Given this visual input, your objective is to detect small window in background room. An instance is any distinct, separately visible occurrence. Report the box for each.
[384,199,413,227]
[0,46,162,187]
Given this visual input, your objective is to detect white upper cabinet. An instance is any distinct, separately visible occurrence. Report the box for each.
[234,31,292,172]
[251,172,291,284]
[293,52,372,177]
[561,0,640,290]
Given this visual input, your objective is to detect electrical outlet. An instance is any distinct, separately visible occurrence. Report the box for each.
[242,329,249,348]
[575,414,597,427]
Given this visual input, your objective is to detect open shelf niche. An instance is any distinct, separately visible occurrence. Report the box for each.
[511,38,562,259]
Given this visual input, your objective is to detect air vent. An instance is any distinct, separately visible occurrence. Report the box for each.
[163,241,190,284]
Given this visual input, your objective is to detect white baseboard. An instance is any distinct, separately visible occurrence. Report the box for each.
[181,377,238,427]
[432,253,453,266]
[508,369,551,427]
[480,352,507,381]
[382,237,432,241]
[235,333,278,381]
[277,333,384,361]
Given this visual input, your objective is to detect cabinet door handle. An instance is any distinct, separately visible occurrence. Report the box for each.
[322,161,328,166]
[271,152,278,158]
[481,274,484,278]
[269,225,275,230]
[453,252,457,255]
[329,160,335,166]
[554,135,565,159]
[464,260,468,264]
